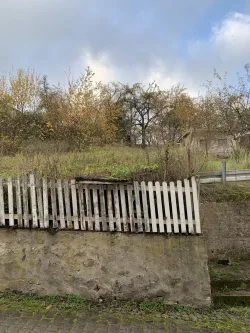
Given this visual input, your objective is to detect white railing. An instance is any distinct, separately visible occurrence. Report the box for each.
[0,175,201,234]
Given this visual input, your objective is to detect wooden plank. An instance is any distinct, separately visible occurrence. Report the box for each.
[162,182,172,233]
[57,179,65,229]
[99,185,107,231]
[84,184,93,230]
[141,181,150,232]
[7,177,14,227]
[63,180,72,229]
[191,177,201,234]
[50,179,58,229]
[155,181,164,233]
[120,184,128,232]
[22,174,29,228]
[170,181,179,233]
[43,178,49,229]
[0,178,5,226]
[107,187,114,231]
[177,180,186,233]
[127,185,134,232]
[78,183,86,230]
[30,174,38,228]
[184,179,194,234]
[114,185,121,231]
[15,177,22,228]
[148,181,157,232]
[93,187,100,231]
[134,181,143,232]
[36,178,44,229]
[71,179,79,230]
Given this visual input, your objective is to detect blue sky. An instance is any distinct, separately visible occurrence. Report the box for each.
[0,0,250,95]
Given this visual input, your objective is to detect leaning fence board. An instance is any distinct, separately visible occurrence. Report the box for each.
[191,177,201,234]
[114,185,121,232]
[85,185,93,230]
[93,187,100,231]
[50,179,58,229]
[184,179,194,234]
[43,178,49,229]
[99,185,107,231]
[148,181,157,232]
[170,182,179,233]
[30,174,38,228]
[120,184,128,232]
[57,179,65,229]
[162,182,172,233]
[78,183,86,230]
[134,181,143,232]
[127,185,134,232]
[71,179,79,230]
[107,187,114,231]
[177,180,186,234]
[155,181,164,233]
[22,175,29,228]
[0,179,4,226]
[36,178,44,229]
[15,178,22,228]
[141,181,150,232]
[64,180,72,229]
[8,177,14,227]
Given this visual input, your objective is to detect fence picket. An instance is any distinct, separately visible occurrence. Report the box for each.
[78,183,86,230]
[22,175,29,228]
[170,181,179,233]
[8,177,14,227]
[134,181,143,232]
[162,182,172,233]
[0,179,5,226]
[30,174,38,228]
[43,178,49,229]
[184,179,193,234]
[114,185,121,231]
[120,184,128,232]
[107,187,114,231]
[71,179,79,230]
[191,177,201,234]
[93,187,100,231]
[85,185,93,230]
[58,179,65,229]
[141,181,150,232]
[155,181,164,233]
[64,180,72,229]
[100,185,107,231]
[177,180,186,233]
[148,181,157,232]
[36,178,44,229]
[50,179,58,228]
[127,185,134,232]
[15,177,22,228]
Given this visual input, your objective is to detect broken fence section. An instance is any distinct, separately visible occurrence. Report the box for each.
[0,175,201,234]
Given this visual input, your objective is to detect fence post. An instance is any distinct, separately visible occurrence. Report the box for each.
[221,161,226,184]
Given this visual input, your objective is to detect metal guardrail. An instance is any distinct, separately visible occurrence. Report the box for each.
[198,166,250,184]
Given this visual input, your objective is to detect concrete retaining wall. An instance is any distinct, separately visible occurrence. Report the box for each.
[201,200,250,260]
[0,230,211,307]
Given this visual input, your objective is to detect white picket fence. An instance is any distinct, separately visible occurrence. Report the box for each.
[0,175,201,234]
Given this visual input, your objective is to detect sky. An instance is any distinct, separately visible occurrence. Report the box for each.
[0,0,250,95]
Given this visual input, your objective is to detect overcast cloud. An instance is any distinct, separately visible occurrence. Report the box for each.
[0,0,249,95]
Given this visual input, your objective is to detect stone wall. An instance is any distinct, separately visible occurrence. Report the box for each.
[0,230,211,307]
[201,200,250,260]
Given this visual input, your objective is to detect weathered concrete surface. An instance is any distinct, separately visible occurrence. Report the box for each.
[0,230,211,307]
[201,201,250,260]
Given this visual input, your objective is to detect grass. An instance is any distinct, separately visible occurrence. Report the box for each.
[1,292,250,332]
[1,142,250,181]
